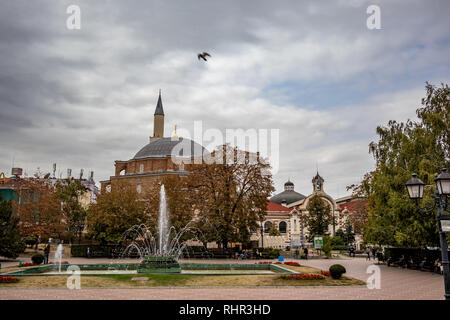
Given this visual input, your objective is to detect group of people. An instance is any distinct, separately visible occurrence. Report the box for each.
[365,247,381,261]
[237,249,250,259]
[393,255,443,273]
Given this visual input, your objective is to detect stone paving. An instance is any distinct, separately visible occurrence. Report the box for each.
[0,256,445,300]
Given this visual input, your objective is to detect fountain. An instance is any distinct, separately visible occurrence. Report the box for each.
[5,184,296,277]
[54,241,64,273]
[121,185,195,273]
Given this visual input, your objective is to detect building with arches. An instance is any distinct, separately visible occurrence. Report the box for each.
[252,172,352,249]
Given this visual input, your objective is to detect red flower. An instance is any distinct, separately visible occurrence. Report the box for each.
[0,276,19,283]
[284,261,300,266]
[20,262,37,267]
[320,270,330,276]
[281,273,325,280]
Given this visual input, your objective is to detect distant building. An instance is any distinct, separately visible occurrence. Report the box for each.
[0,169,99,208]
[252,172,356,249]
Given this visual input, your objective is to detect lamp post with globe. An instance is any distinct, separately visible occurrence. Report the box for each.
[405,168,450,300]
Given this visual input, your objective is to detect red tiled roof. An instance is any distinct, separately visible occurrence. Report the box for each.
[266,201,291,212]
[338,199,367,212]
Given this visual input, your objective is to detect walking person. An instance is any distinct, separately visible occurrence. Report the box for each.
[304,247,308,260]
[44,242,50,264]
[372,247,377,260]
[365,247,370,261]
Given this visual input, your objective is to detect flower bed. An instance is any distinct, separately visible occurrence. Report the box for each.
[284,261,300,266]
[320,270,330,276]
[20,262,37,267]
[0,277,19,283]
[281,273,325,280]
[256,261,272,264]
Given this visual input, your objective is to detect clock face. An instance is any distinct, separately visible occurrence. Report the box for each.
[316,180,321,190]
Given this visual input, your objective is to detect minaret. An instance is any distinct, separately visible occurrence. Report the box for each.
[150,89,165,142]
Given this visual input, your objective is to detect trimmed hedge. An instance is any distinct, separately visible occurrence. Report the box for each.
[71,245,118,258]
[31,254,44,265]
[329,264,346,279]
[384,247,447,263]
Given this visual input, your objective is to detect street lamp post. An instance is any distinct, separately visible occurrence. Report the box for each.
[260,223,264,248]
[406,168,450,300]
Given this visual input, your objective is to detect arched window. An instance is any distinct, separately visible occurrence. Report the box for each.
[136,184,142,194]
[139,164,144,173]
[279,221,287,233]
[264,221,272,233]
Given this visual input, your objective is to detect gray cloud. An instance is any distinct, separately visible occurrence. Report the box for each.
[0,0,449,198]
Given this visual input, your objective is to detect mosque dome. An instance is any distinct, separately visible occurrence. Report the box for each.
[133,137,206,159]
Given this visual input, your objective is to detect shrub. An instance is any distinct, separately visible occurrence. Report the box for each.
[322,241,332,258]
[329,264,346,279]
[284,261,300,266]
[25,237,37,247]
[31,253,44,265]
[332,245,349,251]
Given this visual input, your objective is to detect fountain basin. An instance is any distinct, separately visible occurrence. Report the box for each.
[137,256,181,274]
[4,263,293,276]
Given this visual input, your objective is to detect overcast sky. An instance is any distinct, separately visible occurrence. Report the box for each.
[1,0,449,198]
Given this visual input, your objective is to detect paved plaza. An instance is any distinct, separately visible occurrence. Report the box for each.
[0,256,445,300]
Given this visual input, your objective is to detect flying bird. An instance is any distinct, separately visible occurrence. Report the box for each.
[197,52,211,61]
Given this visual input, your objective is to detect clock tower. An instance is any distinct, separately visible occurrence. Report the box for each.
[312,171,324,193]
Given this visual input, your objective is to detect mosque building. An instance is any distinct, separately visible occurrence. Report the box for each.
[100,91,206,194]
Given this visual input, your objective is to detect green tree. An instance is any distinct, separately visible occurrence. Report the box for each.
[0,200,26,258]
[335,229,345,243]
[321,236,332,258]
[55,178,87,244]
[269,224,281,236]
[306,195,332,239]
[87,181,149,244]
[344,220,355,245]
[351,83,449,247]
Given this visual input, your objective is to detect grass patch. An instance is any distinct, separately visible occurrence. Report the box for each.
[0,263,365,288]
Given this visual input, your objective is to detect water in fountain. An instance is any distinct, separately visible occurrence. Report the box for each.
[54,242,64,273]
[158,185,169,255]
[119,185,202,272]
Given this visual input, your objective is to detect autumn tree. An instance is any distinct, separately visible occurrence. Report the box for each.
[143,175,196,237]
[306,195,332,239]
[351,82,449,247]
[0,200,26,258]
[186,144,274,248]
[14,178,65,246]
[86,181,149,244]
[55,178,87,244]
